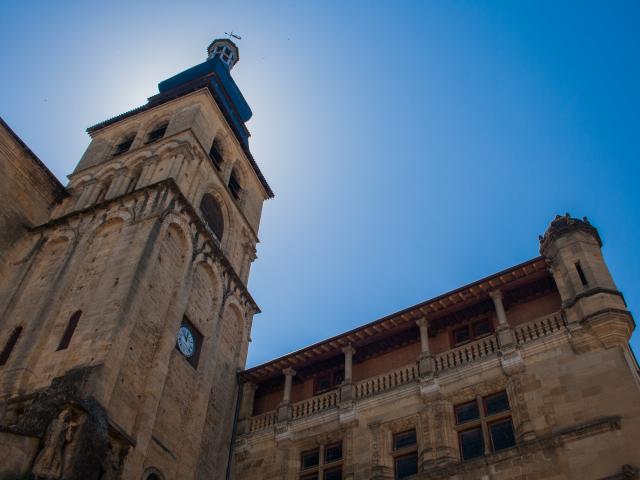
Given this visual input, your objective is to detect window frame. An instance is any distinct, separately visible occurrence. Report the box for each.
[454,391,516,461]
[313,369,344,395]
[113,136,135,156]
[228,170,242,200]
[450,317,494,347]
[145,123,168,144]
[209,141,224,170]
[392,429,418,480]
[299,441,343,480]
[199,193,225,241]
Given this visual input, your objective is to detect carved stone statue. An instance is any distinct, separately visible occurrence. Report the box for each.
[32,408,78,479]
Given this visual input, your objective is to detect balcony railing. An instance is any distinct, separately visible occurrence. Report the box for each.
[248,410,278,433]
[292,389,339,419]
[434,334,499,373]
[355,363,419,399]
[244,311,565,433]
[514,311,565,344]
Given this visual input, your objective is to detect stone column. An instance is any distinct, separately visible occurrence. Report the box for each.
[506,374,536,441]
[341,345,356,403]
[416,318,434,378]
[489,290,516,350]
[277,368,295,422]
[425,399,457,469]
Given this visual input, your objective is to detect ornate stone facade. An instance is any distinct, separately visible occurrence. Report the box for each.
[234,217,640,479]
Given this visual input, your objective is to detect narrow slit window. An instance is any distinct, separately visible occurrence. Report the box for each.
[57,310,82,351]
[0,326,23,366]
[575,262,588,286]
[209,140,224,169]
[228,170,242,200]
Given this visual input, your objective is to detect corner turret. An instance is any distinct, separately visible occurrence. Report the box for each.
[540,214,634,347]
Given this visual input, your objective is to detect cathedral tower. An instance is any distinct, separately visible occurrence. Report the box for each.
[0,38,272,479]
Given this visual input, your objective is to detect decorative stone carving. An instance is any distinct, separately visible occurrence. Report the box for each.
[32,408,79,479]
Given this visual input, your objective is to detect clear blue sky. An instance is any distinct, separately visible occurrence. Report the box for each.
[1,1,638,366]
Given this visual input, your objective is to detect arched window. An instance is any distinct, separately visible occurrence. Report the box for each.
[113,134,135,156]
[147,475,160,480]
[57,310,82,351]
[228,169,242,200]
[0,326,23,366]
[145,122,168,144]
[199,194,224,240]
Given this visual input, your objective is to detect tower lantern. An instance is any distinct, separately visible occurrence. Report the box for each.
[207,38,239,70]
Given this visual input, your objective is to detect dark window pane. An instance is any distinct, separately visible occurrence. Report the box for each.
[455,401,479,424]
[113,137,134,156]
[0,326,22,366]
[490,419,516,451]
[393,430,417,450]
[473,319,491,337]
[459,428,484,460]
[146,124,167,144]
[395,453,418,479]
[324,468,342,480]
[575,262,589,286]
[228,171,241,199]
[199,194,224,240]
[453,327,470,344]
[57,310,82,351]
[485,392,510,416]
[209,141,224,169]
[316,375,332,392]
[325,443,342,463]
[301,449,319,469]
[300,475,318,480]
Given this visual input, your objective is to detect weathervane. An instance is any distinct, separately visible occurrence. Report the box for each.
[225,31,242,40]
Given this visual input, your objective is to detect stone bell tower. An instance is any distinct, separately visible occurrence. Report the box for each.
[0,38,273,479]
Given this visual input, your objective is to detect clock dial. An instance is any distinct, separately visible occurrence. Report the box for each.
[177,325,195,358]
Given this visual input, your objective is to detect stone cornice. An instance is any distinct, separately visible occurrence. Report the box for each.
[241,257,550,384]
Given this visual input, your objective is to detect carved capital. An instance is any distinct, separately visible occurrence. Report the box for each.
[342,345,356,356]
[489,289,503,301]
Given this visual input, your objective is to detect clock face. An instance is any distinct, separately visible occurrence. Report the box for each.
[177,325,195,358]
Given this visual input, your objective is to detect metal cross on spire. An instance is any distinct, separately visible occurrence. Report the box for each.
[225,31,242,40]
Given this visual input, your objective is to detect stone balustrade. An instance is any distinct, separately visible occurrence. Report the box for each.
[434,335,499,373]
[291,389,339,419]
[248,410,278,433]
[354,364,419,399]
[514,311,565,344]
[244,311,567,433]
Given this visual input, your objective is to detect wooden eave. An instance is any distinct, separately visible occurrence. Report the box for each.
[241,256,552,387]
